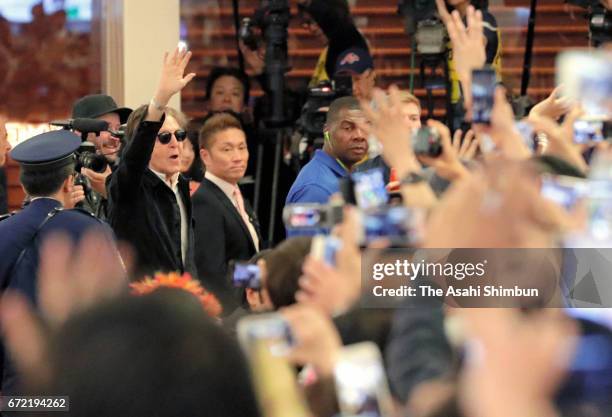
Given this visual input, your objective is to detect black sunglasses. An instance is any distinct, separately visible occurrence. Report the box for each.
[157,129,187,144]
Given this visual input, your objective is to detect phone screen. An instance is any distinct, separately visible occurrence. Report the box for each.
[238,314,294,357]
[284,205,322,229]
[334,343,393,417]
[541,175,588,210]
[362,206,425,246]
[352,169,388,210]
[471,68,497,125]
[232,262,261,289]
[574,119,605,144]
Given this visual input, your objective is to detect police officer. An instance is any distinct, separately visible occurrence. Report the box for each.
[0,129,119,394]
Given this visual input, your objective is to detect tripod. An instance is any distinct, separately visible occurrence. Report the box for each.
[419,52,453,126]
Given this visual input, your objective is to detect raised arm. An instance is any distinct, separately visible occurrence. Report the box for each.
[112,48,196,198]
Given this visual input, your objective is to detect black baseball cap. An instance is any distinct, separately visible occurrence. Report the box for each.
[72,94,132,124]
[334,47,374,76]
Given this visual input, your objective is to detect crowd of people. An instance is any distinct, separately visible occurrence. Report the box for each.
[0,0,611,416]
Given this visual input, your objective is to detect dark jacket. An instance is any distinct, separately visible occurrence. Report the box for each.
[107,116,197,279]
[192,178,261,314]
[306,0,370,77]
[0,197,115,394]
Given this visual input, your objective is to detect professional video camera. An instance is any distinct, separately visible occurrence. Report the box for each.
[398,0,447,54]
[51,118,116,174]
[240,0,292,126]
[566,0,611,46]
[297,77,353,142]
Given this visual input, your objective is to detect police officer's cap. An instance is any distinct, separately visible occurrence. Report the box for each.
[10,130,81,172]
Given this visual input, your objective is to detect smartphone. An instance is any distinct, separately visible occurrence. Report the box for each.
[574,119,605,144]
[237,313,294,357]
[237,314,311,417]
[352,168,389,210]
[361,206,425,246]
[557,50,612,119]
[334,342,394,417]
[231,261,261,289]
[471,68,497,125]
[540,175,588,210]
[283,203,344,231]
[311,235,342,267]
[516,120,537,151]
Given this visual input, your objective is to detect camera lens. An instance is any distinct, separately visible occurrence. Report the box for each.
[79,152,109,173]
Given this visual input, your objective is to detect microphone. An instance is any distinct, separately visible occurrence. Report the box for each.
[73,118,109,134]
[49,119,73,128]
[49,118,110,135]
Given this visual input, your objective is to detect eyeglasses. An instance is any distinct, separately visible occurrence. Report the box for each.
[157,129,187,144]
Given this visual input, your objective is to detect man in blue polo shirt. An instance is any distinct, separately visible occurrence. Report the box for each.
[286,96,369,204]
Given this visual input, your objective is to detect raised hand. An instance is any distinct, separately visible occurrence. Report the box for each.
[530,106,588,173]
[446,5,486,81]
[281,304,342,377]
[529,86,573,122]
[37,231,128,327]
[473,87,532,160]
[359,86,421,178]
[239,40,265,76]
[154,47,197,106]
[0,229,128,389]
[457,308,577,417]
[418,120,471,182]
[453,129,479,160]
[296,207,362,316]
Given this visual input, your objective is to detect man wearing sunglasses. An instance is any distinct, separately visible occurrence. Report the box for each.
[107,47,198,279]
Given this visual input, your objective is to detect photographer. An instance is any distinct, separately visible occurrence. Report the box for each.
[107,47,197,278]
[71,94,132,219]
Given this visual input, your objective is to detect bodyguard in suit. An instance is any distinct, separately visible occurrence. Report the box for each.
[0,129,119,394]
[193,113,261,313]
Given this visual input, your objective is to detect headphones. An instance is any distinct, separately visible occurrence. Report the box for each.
[324,130,331,143]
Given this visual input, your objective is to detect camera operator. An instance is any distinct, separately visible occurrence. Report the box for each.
[71,94,132,219]
[298,0,370,86]
[107,47,197,279]
[240,0,370,88]
[334,47,377,102]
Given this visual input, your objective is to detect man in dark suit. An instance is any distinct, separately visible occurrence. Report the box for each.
[193,113,261,314]
[0,129,119,394]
